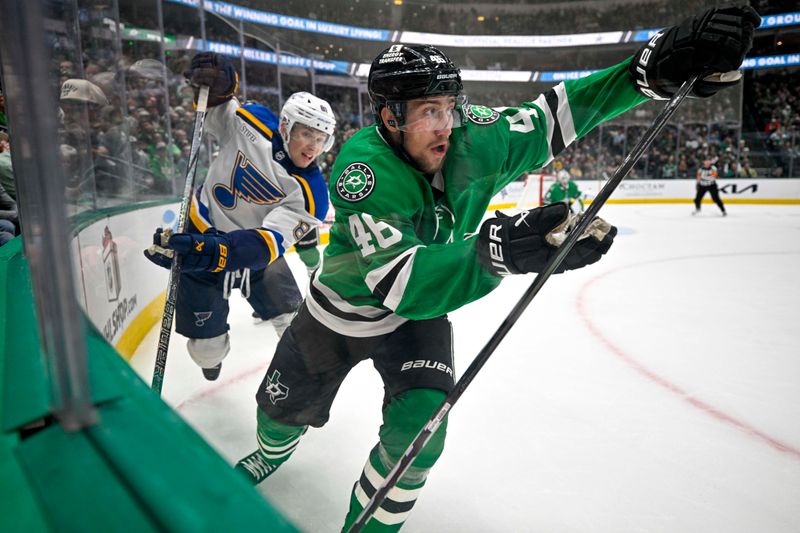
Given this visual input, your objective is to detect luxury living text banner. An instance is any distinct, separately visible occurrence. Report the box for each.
[169,0,391,41]
[168,0,796,49]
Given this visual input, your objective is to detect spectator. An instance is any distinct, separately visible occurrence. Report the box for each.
[0,88,7,133]
[0,132,14,201]
[0,179,18,246]
[738,159,758,178]
[661,155,677,179]
[59,78,130,198]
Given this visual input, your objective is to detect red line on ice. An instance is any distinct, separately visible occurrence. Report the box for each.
[174,362,267,411]
[576,266,800,460]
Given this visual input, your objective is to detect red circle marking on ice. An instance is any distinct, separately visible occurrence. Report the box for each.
[576,258,800,460]
[174,362,267,411]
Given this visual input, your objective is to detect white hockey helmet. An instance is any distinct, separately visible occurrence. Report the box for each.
[557,169,571,184]
[280,92,336,153]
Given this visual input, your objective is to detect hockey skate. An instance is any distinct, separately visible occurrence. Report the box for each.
[234,450,277,485]
[187,333,229,381]
[202,363,222,381]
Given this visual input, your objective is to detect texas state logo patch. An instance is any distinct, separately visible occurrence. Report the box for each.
[465,104,500,125]
[336,162,376,202]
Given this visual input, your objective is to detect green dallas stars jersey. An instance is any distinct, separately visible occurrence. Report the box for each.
[308,59,647,337]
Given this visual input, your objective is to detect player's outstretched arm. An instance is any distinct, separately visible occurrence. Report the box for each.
[630,5,760,99]
[476,203,616,276]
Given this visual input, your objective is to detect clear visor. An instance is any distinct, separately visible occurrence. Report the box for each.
[396,95,467,132]
[291,123,331,150]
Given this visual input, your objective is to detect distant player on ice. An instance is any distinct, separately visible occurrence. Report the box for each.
[145,52,336,380]
[236,5,757,531]
[544,169,584,213]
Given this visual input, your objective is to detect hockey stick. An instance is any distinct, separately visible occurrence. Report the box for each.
[347,74,700,532]
[151,85,210,395]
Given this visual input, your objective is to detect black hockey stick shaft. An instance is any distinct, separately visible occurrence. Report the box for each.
[151,86,210,394]
[347,74,699,532]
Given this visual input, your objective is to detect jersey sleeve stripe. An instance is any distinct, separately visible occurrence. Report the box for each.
[189,192,212,232]
[554,83,577,147]
[256,228,282,263]
[364,246,421,311]
[291,173,315,215]
[532,93,555,166]
[235,108,274,140]
[544,89,566,159]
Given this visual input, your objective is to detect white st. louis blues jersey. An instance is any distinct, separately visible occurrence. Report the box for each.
[188,98,328,265]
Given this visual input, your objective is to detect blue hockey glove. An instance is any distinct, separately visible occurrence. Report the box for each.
[144,227,232,272]
[477,203,616,276]
[184,52,238,107]
[630,5,761,99]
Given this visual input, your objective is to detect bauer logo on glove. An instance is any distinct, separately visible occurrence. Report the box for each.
[629,5,761,100]
[476,203,617,276]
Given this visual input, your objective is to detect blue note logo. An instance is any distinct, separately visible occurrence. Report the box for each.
[213,151,286,209]
[194,311,213,327]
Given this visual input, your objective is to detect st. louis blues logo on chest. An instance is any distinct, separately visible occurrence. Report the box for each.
[213,151,286,209]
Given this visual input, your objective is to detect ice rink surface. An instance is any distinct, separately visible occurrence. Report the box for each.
[131,203,800,533]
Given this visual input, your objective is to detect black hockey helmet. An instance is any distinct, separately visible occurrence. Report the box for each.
[368,44,464,128]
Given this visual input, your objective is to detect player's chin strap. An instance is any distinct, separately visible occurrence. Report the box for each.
[223,268,251,300]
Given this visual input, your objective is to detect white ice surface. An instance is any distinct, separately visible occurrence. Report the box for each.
[130,204,800,533]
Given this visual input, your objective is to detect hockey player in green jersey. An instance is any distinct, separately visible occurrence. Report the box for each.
[545,169,584,213]
[237,6,759,530]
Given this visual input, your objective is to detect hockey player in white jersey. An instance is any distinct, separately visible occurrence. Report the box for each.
[145,52,335,380]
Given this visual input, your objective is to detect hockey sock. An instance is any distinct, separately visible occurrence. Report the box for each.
[235,408,306,484]
[341,389,448,532]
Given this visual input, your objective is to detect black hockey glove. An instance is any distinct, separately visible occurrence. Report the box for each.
[629,5,761,99]
[183,52,238,107]
[476,203,617,276]
[144,227,232,272]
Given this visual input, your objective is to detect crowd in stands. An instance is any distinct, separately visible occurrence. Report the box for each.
[0,1,795,227]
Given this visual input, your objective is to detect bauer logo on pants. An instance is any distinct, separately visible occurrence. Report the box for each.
[336,162,375,202]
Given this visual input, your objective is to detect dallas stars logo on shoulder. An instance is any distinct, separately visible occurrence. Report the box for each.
[336,162,376,202]
[465,104,500,125]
